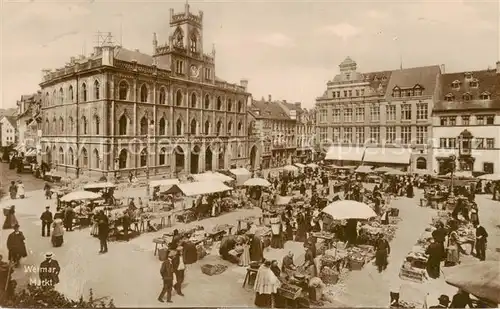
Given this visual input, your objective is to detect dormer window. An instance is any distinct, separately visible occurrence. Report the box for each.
[414,84,423,96]
[345,73,351,80]
[445,93,454,102]
[452,80,461,90]
[480,92,491,100]
[462,92,472,101]
[382,76,387,81]
[464,72,472,79]
[392,86,401,98]
[469,79,479,88]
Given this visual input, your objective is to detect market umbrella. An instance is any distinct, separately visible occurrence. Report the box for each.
[444,261,500,304]
[478,174,500,181]
[243,178,271,187]
[444,171,474,179]
[60,190,101,202]
[322,200,377,220]
[355,165,373,173]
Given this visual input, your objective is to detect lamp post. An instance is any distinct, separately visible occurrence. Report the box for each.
[449,154,456,197]
[146,120,154,200]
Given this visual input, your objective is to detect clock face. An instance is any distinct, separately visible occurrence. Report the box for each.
[190,65,200,77]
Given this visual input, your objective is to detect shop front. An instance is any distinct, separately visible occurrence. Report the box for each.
[324,146,365,166]
[362,147,412,170]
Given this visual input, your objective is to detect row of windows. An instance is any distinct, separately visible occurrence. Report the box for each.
[392,85,424,98]
[318,103,428,123]
[44,80,101,106]
[331,88,366,98]
[439,115,495,126]
[439,137,495,149]
[444,92,491,102]
[451,78,479,90]
[318,126,428,144]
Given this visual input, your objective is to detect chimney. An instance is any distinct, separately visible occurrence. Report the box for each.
[497,61,500,74]
[440,64,445,74]
[240,79,248,91]
[268,94,272,102]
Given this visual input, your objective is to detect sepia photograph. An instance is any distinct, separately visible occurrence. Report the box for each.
[0,0,499,307]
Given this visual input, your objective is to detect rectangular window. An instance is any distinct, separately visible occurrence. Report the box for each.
[370,106,380,122]
[386,127,396,143]
[486,115,495,125]
[401,126,411,144]
[332,92,336,98]
[361,89,365,96]
[440,138,447,148]
[176,60,184,74]
[475,138,484,149]
[319,127,328,142]
[332,128,340,142]
[476,116,485,125]
[486,138,495,149]
[344,91,348,97]
[449,117,456,126]
[386,105,396,121]
[416,103,428,120]
[355,107,365,122]
[348,90,352,97]
[448,138,456,149]
[440,117,448,126]
[416,126,427,145]
[355,127,365,144]
[332,109,340,123]
[355,90,360,97]
[337,91,340,98]
[344,108,353,122]
[483,162,494,174]
[343,127,352,143]
[319,109,328,123]
[204,68,211,79]
[401,104,411,120]
[369,126,380,143]
[461,116,470,126]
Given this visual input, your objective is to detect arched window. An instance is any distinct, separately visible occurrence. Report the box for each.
[45,92,50,106]
[58,147,64,165]
[176,90,183,106]
[159,148,167,165]
[59,117,64,132]
[53,90,56,105]
[204,120,210,135]
[159,88,166,104]
[190,92,197,108]
[45,119,49,133]
[238,145,243,158]
[190,34,197,53]
[93,149,100,169]
[68,148,74,165]
[140,117,148,135]
[69,116,74,133]
[118,115,127,135]
[238,100,243,113]
[176,119,182,135]
[227,99,232,112]
[140,84,148,102]
[81,83,87,102]
[217,97,222,110]
[94,80,100,100]
[68,86,74,102]
[52,118,57,133]
[118,149,127,169]
[59,88,64,104]
[227,121,233,135]
[140,148,147,167]
[237,122,243,135]
[216,121,222,135]
[81,116,88,134]
[118,81,128,100]
[80,148,88,168]
[204,95,210,109]
[94,116,100,135]
[159,118,166,135]
[416,157,427,170]
[190,119,197,135]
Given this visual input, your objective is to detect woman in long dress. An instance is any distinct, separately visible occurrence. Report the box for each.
[270,216,284,249]
[17,181,25,199]
[3,206,19,230]
[446,224,460,266]
[51,218,64,247]
[239,236,251,267]
[254,261,280,307]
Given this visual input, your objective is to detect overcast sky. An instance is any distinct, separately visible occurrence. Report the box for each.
[1,0,499,109]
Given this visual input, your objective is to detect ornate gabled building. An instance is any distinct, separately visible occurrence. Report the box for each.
[432,62,500,174]
[16,92,42,157]
[39,3,251,179]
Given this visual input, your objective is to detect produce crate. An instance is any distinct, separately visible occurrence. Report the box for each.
[399,266,426,283]
[201,264,227,276]
[390,208,400,217]
[278,284,302,300]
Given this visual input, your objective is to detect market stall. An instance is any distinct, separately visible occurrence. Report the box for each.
[229,168,252,186]
[192,171,234,183]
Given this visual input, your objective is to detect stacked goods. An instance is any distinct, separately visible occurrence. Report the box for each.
[278,283,302,300]
[312,231,334,240]
[348,253,365,270]
[320,254,342,269]
[200,264,228,276]
[399,261,426,283]
[212,224,232,233]
[399,300,422,308]
[319,266,339,284]
[315,241,326,256]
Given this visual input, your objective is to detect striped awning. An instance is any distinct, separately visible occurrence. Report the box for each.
[25,148,37,157]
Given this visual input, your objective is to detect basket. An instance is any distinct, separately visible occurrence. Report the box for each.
[399,267,425,283]
[278,284,302,300]
[390,208,400,217]
[200,264,227,276]
[349,257,364,271]
[319,269,339,285]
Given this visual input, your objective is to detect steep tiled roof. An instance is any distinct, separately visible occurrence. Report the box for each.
[330,70,392,96]
[113,47,170,70]
[251,100,291,120]
[434,69,500,111]
[3,116,17,127]
[385,65,441,101]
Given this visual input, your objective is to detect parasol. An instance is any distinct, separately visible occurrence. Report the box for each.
[444,261,500,304]
[322,200,377,220]
[60,190,101,202]
[243,178,271,187]
[477,174,500,181]
[355,165,373,173]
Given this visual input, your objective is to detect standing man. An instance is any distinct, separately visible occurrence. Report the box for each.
[97,211,109,254]
[474,222,488,261]
[158,251,175,303]
[172,246,185,296]
[39,252,60,286]
[40,206,53,237]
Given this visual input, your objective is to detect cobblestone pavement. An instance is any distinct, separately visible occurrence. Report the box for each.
[0,162,45,192]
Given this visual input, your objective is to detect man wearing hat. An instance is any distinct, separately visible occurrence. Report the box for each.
[158,250,176,303]
[40,206,53,237]
[172,245,185,296]
[429,294,450,308]
[39,252,60,286]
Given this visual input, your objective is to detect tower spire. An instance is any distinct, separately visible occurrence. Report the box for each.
[185,0,190,15]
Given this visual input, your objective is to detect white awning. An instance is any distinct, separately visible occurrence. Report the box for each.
[84,182,116,189]
[307,163,319,169]
[355,165,373,173]
[363,147,411,165]
[294,163,306,168]
[325,146,365,161]
[229,168,251,176]
[192,172,234,182]
[149,178,180,188]
[283,165,299,172]
[167,181,232,196]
